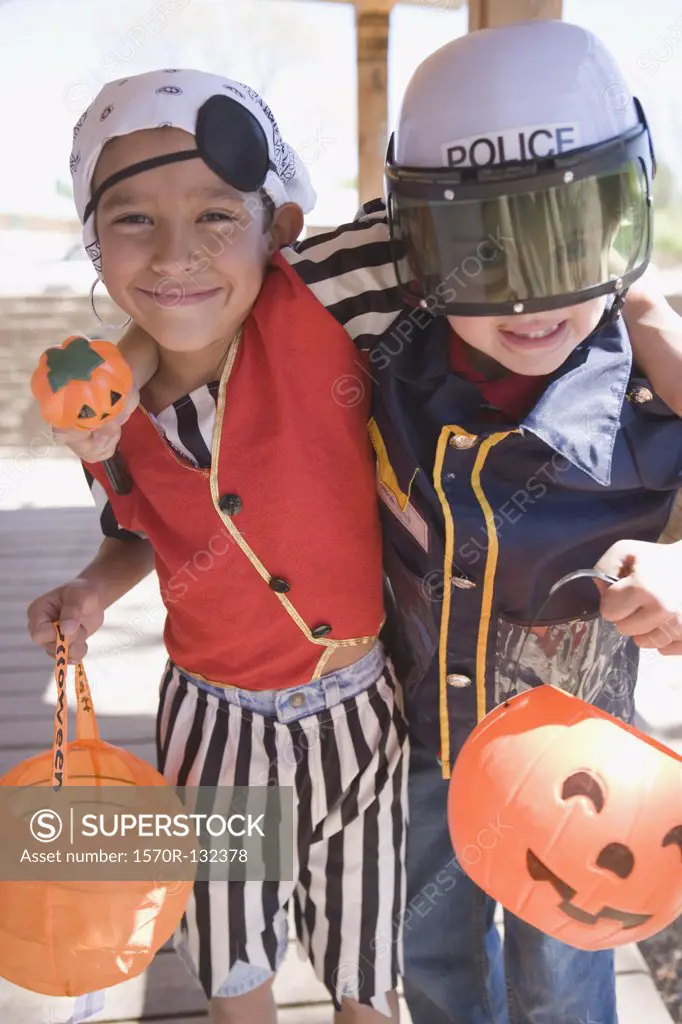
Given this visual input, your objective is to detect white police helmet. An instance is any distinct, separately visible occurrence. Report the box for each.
[385,20,655,317]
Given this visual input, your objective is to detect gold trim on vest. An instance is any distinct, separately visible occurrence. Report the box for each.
[207,324,381,681]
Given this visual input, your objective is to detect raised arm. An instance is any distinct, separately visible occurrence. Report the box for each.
[118,321,160,391]
[623,267,682,416]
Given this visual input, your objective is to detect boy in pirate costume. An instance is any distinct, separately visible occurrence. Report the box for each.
[35,22,682,1024]
[27,70,408,1024]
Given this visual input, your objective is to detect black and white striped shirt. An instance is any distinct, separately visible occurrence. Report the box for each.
[88,200,406,540]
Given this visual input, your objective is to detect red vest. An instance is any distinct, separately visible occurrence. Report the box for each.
[86,253,384,690]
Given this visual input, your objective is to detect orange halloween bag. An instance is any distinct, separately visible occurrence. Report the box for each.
[0,624,194,997]
[448,570,682,950]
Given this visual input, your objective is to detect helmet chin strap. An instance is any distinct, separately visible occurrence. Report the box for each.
[587,286,629,341]
[604,287,628,323]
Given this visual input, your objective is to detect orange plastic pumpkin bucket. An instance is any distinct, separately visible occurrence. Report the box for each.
[0,625,195,997]
[448,680,682,950]
[447,568,682,950]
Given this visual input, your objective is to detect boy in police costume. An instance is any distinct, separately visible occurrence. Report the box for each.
[38,21,682,1024]
[369,21,682,1024]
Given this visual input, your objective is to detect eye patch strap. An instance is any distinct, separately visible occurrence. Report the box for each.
[84,151,199,223]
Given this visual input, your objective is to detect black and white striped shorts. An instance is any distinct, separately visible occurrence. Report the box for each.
[155,643,409,1015]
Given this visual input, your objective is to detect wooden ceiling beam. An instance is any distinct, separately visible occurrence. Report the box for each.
[468,0,562,31]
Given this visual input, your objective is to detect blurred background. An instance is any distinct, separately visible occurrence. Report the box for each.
[2,0,682,293]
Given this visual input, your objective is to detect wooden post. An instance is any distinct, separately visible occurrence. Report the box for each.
[355,0,394,206]
[468,0,562,31]
[353,0,561,205]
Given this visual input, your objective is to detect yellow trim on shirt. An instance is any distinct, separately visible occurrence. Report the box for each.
[470,433,517,725]
[432,426,518,780]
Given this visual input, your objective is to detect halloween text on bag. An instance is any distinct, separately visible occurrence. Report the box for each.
[53,641,67,791]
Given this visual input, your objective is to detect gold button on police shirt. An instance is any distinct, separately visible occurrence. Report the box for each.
[629,385,654,404]
[446,674,472,688]
[449,434,477,450]
[290,692,306,708]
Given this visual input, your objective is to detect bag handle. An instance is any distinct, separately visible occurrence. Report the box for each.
[508,568,620,697]
[52,622,100,790]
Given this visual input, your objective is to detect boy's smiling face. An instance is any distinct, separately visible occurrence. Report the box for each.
[93,127,302,354]
[448,296,608,377]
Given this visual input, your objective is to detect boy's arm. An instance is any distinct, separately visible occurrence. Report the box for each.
[596,538,682,656]
[623,268,682,416]
[76,535,156,609]
[283,202,402,352]
[117,321,159,391]
[27,535,156,662]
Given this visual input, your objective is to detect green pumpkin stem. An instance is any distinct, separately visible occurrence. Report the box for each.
[45,337,105,394]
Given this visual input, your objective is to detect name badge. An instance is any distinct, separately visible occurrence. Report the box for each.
[377,475,430,552]
[368,417,430,552]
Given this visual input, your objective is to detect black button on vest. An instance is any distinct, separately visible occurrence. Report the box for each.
[311,623,332,638]
[219,494,243,515]
[269,576,291,593]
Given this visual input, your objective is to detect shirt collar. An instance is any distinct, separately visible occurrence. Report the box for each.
[521,319,631,486]
[376,313,631,487]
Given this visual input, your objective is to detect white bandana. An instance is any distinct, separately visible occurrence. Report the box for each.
[69,68,317,274]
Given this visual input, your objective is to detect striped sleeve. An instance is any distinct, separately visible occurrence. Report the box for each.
[282,199,405,350]
[82,466,145,542]
[154,381,219,470]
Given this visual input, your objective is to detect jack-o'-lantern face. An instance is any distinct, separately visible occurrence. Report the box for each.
[31,336,132,432]
[448,686,682,949]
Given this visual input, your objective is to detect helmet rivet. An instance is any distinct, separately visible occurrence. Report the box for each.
[513,302,524,313]
[444,189,455,200]
[563,171,574,184]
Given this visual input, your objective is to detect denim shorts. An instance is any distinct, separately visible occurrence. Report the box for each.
[192,640,387,721]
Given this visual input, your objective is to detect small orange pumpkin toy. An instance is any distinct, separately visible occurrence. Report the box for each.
[0,626,195,997]
[30,335,132,432]
[448,684,682,950]
[30,335,133,495]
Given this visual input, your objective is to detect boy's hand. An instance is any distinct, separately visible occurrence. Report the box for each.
[47,386,139,462]
[27,579,105,663]
[595,539,682,654]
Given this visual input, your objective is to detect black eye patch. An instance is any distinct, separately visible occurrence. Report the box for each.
[196,94,273,194]
[84,94,276,224]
